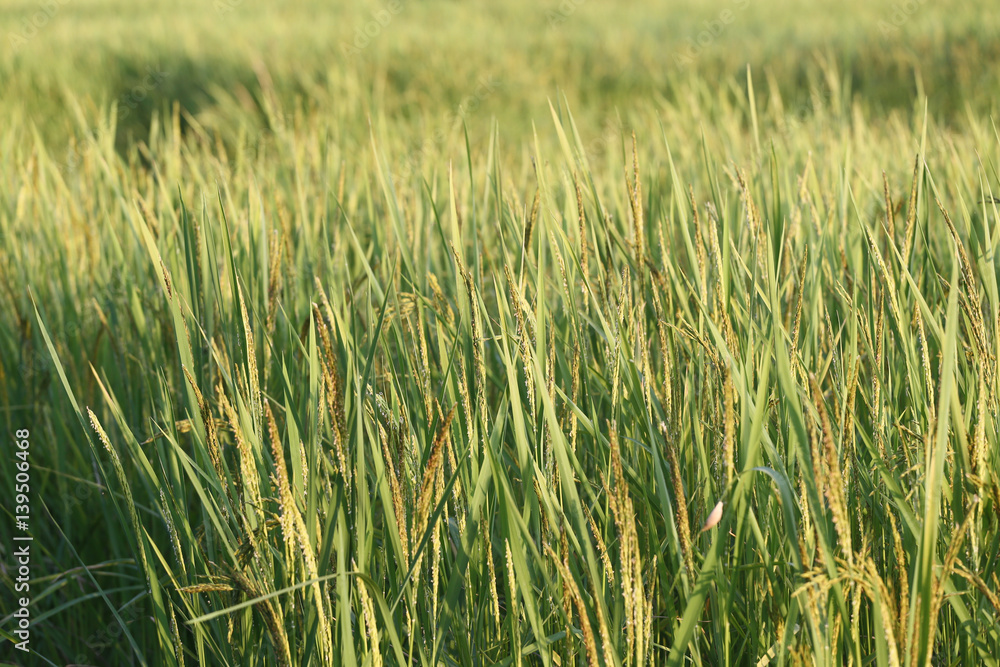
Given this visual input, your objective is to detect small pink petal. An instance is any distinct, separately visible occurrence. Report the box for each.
[701,500,724,532]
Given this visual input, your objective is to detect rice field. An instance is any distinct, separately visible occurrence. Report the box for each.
[1,0,999,665]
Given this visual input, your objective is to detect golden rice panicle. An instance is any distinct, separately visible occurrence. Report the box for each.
[575,171,590,285]
[456,354,475,445]
[929,504,977,632]
[503,261,537,421]
[182,366,224,483]
[265,229,282,337]
[544,325,556,470]
[798,476,814,569]
[883,170,896,241]
[706,199,725,281]
[973,374,987,488]
[526,188,540,255]
[617,266,632,339]
[442,404,467,536]
[610,269,629,408]
[570,339,581,452]
[661,422,694,577]
[159,258,174,298]
[735,167,765,267]
[536,477,553,551]
[313,304,350,484]
[413,405,455,580]
[416,303,433,422]
[791,246,808,358]
[484,529,501,629]
[323,354,350,484]
[888,511,908,647]
[629,519,645,665]
[913,302,936,425]
[219,386,263,547]
[469,280,488,432]
[504,538,517,610]
[553,525,574,650]
[627,131,645,262]
[714,288,739,363]
[689,185,707,301]
[937,198,981,312]
[168,601,186,667]
[238,283,262,438]
[313,302,348,441]
[957,570,1000,619]
[503,262,525,349]
[863,225,900,327]
[137,194,159,238]
[177,582,236,594]
[427,271,455,328]
[723,366,736,490]
[504,539,523,667]
[357,574,382,667]
[546,543,600,667]
[584,503,614,586]
[841,355,860,487]
[637,302,652,411]
[89,408,150,576]
[644,556,656,665]
[608,422,626,516]
[266,402,296,561]
[608,424,644,664]
[266,402,334,664]
[159,488,187,578]
[938,199,992,372]
[863,560,902,667]
[190,206,204,301]
[379,423,410,567]
[590,562,615,667]
[903,154,921,265]
[229,566,292,667]
[431,458,445,625]
[311,302,336,379]
[452,243,487,433]
[809,375,852,563]
[550,229,573,311]
[873,297,886,458]
[296,424,309,508]
[313,276,337,337]
[650,288,674,420]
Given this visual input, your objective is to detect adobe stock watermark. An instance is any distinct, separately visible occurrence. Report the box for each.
[673,0,750,68]
[71,601,144,664]
[117,68,171,122]
[395,74,502,179]
[16,318,81,387]
[546,0,586,28]
[762,87,836,162]
[877,0,927,37]
[214,0,243,14]
[577,119,625,168]
[16,271,132,387]
[341,0,405,57]
[59,141,88,176]
[7,0,72,51]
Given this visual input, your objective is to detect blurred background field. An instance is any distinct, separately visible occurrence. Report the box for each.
[2,1,1000,665]
[3,0,1000,152]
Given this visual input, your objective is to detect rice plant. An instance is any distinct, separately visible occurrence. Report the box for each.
[1,2,999,665]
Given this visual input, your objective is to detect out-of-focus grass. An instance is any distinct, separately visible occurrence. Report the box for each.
[3,0,999,150]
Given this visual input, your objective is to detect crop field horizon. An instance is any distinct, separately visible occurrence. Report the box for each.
[1,1,999,665]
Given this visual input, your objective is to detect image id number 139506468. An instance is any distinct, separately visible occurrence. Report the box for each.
[12,428,33,653]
